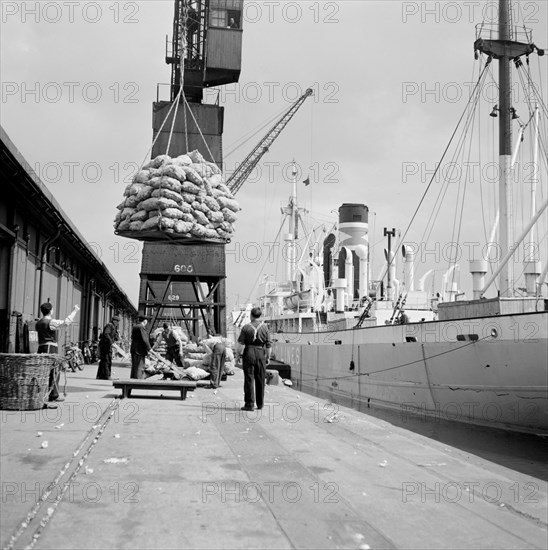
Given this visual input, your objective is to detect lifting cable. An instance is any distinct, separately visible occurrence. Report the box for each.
[180,1,189,153]
[534,55,548,115]
[452,56,486,283]
[182,93,217,164]
[514,64,548,263]
[224,102,300,160]
[378,61,492,286]
[183,95,189,153]
[421,63,486,243]
[137,1,189,166]
[452,110,478,287]
[138,95,181,168]
[243,219,287,304]
[422,61,489,248]
[166,0,187,157]
[447,90,481,292]
[166,88,183,157]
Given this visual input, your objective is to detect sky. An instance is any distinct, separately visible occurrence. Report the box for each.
[1,0,547,312]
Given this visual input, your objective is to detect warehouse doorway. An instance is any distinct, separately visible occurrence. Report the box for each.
[0,239,11,352]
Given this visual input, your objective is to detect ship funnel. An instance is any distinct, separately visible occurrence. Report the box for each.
[335,204,369,301]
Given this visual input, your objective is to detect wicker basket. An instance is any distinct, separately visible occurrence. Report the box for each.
[0,353,64,410]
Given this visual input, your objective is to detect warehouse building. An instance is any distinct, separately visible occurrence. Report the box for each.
[0,126,137,353]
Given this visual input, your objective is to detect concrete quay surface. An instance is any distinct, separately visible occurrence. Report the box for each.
[1,361,546,550]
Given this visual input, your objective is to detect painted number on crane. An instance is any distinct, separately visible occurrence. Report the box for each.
[168,295,180,302]
[174,265,194,273]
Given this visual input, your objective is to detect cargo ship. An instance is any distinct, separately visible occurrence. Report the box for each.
[234,0,548,435]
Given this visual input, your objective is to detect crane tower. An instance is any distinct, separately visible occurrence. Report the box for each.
[139,0,244,338]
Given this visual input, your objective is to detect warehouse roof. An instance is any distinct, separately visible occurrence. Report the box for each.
[0,125,137,312]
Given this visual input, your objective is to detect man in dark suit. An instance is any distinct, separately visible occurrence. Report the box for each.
[130,315,152,379]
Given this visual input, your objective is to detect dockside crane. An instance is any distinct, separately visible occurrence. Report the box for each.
[137,1,312,337]
[138,0,245,337]
[227,87,314,195]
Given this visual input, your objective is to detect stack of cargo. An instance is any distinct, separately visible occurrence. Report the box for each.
[183,341,236,375]
[113,150,240,242]
[145,333,236,380]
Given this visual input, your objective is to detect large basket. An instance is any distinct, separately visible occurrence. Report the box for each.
[0,353,64,410]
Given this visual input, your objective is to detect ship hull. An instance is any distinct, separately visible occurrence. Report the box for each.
[271,311,548,434]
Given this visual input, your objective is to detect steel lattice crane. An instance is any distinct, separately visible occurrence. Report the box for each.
[227,88,314,195]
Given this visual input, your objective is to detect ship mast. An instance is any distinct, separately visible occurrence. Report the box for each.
[474,0,540,297]
[497,0,513,296]
[282,162,299,285]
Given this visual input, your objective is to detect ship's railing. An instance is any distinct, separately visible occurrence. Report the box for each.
[475,23,533,44]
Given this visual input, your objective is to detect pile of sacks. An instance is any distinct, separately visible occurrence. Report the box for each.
[183,340,236,376]
[113,150,240,242]
[145,331,236,381]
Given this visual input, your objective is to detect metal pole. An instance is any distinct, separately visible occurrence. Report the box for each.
[527,105,540,260]
[497,0,513,296]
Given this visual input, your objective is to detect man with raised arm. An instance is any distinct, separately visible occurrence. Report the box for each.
[36,302,80,407]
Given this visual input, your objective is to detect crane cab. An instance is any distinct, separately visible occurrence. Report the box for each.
[166,0,243,102]
[205,0,243,86]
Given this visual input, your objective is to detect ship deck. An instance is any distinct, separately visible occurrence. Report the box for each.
[1,361,546,550]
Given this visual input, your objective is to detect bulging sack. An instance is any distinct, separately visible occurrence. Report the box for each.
[139,197,179,211]
[161,164,187,182]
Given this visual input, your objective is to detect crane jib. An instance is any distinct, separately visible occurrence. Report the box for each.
[227,88,314,195]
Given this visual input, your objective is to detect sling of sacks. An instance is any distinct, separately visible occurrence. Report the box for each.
[113,150,240,241]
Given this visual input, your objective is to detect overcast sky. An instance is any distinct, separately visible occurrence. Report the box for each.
[1,0,547,311]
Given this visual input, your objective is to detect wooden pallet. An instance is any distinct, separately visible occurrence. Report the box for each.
[113,379,197,400]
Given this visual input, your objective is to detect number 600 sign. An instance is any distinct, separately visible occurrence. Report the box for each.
[173,264,194,273]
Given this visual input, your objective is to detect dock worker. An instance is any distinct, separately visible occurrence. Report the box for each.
[235,307,271,411]
[96,315,120,380]
[399,309,409,325]
[201,332,230,389]
[130,314,152,379]
[36,302,80,407]
[153,323,184,370]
